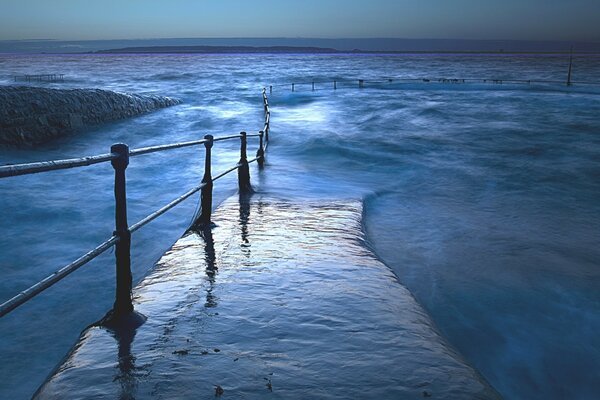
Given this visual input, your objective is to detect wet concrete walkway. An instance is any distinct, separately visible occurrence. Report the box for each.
[36,196,499,399]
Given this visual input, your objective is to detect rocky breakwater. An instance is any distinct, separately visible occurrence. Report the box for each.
[0,86,181,146]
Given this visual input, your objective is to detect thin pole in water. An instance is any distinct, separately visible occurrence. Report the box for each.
[567,46,573,86]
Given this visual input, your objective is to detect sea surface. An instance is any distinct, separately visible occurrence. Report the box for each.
[0,53,599,399]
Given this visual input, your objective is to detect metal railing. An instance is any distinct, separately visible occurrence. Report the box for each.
[13,74,65,82]
[0,89,271,320]
[265,74,600,94]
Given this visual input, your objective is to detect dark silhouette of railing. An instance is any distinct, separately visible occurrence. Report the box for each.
[0,89,271,321]
[266,74,600,94]
[13,74,65,82]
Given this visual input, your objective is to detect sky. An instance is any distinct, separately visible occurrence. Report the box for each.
[1,0,599,42]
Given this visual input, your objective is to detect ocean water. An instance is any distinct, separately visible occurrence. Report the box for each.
[0,53,599,399]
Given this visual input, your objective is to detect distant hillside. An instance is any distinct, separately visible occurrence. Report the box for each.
[3,38,600,54]
[96,45,340,54]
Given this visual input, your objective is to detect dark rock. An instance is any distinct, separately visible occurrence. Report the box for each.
[0,86,181,146]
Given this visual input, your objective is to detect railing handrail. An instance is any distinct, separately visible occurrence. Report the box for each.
[265,75,600,93]
[0,88,271,318]
[0,153,117,179]
[0,133,261,179]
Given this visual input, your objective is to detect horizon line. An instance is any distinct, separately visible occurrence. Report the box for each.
[2,36,600,43]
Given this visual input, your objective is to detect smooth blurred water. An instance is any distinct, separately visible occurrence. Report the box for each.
[1,53,599,399]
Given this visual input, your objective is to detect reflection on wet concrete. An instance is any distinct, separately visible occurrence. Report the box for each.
[112,324,138,400]
[35,196,500,399]
[198,226,218,309]
[238,194,252,257]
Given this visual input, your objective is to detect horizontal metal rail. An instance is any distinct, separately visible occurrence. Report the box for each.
[129,183,206,233]
[213,134,242,142]
[212,164,241,181]
[0,133,258,179]
[0,235,119,317]
[129,138,209,157]
[0,153,116,178]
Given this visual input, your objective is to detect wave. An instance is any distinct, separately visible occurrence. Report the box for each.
[148,72,197,81]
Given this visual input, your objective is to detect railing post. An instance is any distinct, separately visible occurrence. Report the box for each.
[265,117,270,142]
[198,135,214,225]
[257,131,265,168]
[111,143,133,317]
[238,131,252,193]
[567,46,573,86]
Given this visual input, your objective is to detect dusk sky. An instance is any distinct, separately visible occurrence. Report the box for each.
[1,0,600,41]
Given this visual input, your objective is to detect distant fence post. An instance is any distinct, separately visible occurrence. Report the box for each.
[359,79,364,88]
[238,132,252,193]
[257,131,265,168]
[198,135,214,226]
[111,143,133,317]
[567,46,573,86]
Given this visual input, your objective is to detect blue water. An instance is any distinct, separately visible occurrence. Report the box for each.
[1,54,599,399]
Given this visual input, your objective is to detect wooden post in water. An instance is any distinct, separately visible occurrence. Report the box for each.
[257,131,265,168]
[111,143,133,317]
[238,132,252,193]
[198,135,214,225]
[567,46,573,86]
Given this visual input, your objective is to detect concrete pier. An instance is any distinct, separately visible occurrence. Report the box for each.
[35,196,499,399]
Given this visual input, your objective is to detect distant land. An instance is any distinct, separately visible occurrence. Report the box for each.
[2,38,600,54]
[95,46,340,54]
[93,45,598,55]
